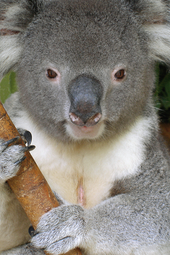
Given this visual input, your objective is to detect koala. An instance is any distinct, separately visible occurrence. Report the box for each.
[0,0,170,254]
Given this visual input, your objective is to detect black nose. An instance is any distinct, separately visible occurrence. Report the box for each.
[68,74,103,126]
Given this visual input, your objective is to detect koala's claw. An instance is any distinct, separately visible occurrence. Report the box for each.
[25,145,36,152]
[22,130,32,146]
[2,136,20,148]
[17,128,32,146]
[13,145,36,166]
[14,156,26,166]
[29,226,36,237]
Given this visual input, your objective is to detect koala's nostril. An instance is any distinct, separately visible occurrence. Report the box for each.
[69,112,102,127]
[69,113,84,126]
[88,113,102,126]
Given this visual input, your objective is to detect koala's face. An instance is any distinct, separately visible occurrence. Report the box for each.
[17,0,152,142]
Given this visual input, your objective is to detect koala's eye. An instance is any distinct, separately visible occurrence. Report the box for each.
[47,69,58,79]
[114,69,125,80]
[46,68,61,83]
[112,68,126,83]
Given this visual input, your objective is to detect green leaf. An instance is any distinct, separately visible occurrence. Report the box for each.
[0,73,11,103]
[0,72,18,103]
[9,72,18,94]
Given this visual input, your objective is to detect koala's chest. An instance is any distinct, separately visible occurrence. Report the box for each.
[31,142,117,209]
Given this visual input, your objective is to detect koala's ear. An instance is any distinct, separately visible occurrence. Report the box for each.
[127,0,170,64]
[0,0,43,79]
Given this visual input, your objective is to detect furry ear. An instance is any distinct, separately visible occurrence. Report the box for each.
[127,0,170,64]
[0,0,42,79]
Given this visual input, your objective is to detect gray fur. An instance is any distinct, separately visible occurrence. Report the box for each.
[0,139,25,181]
[0,0,170,254]
[0,244,44,255]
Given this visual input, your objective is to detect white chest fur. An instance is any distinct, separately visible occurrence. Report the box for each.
[14,114,152,209]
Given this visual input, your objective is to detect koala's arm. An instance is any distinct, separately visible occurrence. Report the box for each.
[0,129,35,253]
[31,189,169,255]
[83,193,169,254]
[32,153,170,255]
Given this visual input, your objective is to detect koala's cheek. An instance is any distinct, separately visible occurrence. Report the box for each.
[65,121,105,140]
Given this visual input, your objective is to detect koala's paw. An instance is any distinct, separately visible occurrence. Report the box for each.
[0,130,35,182]
[32,204,85,255]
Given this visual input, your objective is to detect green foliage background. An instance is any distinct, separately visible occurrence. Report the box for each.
[0,72,18,103]
[0,65,170,122]
[155,64,170,123]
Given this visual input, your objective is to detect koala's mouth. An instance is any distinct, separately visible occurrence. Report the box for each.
[66,121,105,140]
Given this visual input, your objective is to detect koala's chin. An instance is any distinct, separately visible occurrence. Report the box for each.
[65,121,105,140]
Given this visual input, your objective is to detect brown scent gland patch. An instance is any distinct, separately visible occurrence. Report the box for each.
[77,177,86,207]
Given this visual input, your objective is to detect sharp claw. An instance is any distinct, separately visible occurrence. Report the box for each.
[28,226,35,237]
[23,131,32,146]
[14,156,26,166]
[25,145,36,152]
[2,136,20,147]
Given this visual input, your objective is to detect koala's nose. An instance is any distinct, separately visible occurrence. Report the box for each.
[68,74,103,126]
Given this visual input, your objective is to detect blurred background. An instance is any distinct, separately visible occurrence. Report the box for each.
[155,64,170,123]
[0,64,170,123]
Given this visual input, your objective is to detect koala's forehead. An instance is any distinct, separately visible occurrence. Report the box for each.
[25,0,146,68]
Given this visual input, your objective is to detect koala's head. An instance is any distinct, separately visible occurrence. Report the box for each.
[0,0,170,142]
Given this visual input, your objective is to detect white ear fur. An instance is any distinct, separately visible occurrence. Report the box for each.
[1,5,26,32]
[0,5,25,80]
[0,0,40,80]
[144,24,170,63]
[141,0,170,64]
